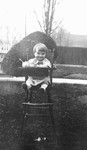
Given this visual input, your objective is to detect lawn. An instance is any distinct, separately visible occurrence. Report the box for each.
[53,64,87,79]
[0,64,87,150]
[0,80,87,150]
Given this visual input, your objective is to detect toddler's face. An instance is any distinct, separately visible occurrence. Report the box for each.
[34,49,46,61]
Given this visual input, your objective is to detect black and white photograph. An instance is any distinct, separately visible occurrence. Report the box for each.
[0,0,87,149]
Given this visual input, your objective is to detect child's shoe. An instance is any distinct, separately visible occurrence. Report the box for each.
[39,87,45,94]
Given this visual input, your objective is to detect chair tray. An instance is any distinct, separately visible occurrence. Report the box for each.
[13,67,49,77]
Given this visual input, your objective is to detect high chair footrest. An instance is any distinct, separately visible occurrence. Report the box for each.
[22,102,54,107]
[26,113,51,116]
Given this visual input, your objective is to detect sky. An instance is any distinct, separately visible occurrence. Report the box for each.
[0,0,87,42]
[62,0,87,35]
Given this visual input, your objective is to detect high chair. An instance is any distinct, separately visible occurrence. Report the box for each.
[20,49,56,137]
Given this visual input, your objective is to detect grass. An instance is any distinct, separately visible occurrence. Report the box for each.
[0,64,87,150]
[0,83,87,150]
[53,64,87,79]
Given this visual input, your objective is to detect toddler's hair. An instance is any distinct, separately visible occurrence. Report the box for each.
[33,43,48,53]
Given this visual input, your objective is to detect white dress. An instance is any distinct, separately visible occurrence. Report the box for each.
[22,58,51,88]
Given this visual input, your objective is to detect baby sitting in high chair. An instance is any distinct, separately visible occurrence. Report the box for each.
[22,43,51,92]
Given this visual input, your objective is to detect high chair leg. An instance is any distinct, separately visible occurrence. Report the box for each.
[49,105,55,132]
[21,91,29,136]
[21,89,33,136]
[21,104,27,136]
[28,89,33,103]
[46,88,56,132]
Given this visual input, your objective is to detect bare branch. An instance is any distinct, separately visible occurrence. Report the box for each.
[49,0,55,34]
[57,0,63,6]
[34,0,63,36]
[34,10,43,32]
[53,19,63,32]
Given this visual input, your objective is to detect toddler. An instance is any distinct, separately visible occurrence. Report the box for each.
[22,43,51,92]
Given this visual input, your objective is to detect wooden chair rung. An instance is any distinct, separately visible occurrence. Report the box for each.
[22,102,54,107]
[26,113,51,116]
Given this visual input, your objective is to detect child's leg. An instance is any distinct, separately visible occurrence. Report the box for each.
[40,81,49,91]
[26,79,32,90]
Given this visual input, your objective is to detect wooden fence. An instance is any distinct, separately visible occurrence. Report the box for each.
[56,46,87,65]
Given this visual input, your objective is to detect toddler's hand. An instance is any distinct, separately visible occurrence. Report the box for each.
[29,64,37,67]
[33,64,37,67]
[22,61,29,67]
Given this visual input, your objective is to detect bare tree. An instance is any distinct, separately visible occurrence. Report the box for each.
[34,0,63,36]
